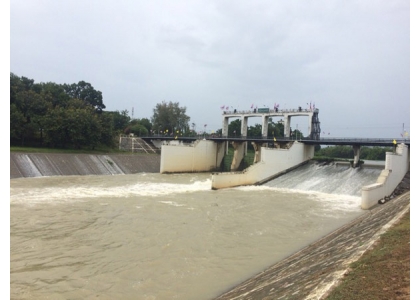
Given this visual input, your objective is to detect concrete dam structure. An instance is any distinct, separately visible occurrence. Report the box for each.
[156,107,409,209]
[11,139,410,211]
[159,139,409,209]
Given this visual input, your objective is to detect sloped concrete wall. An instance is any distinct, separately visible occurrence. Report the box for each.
[361,143,410,209]
[10,153,160,179]
[211,142,314,189]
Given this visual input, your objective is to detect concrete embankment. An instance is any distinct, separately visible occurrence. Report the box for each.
[10,152,160,179]
[214,191,410,300]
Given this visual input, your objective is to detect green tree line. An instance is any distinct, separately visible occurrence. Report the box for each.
[315,145,393,160]
[10,73,172,149]
[11,73,113,149]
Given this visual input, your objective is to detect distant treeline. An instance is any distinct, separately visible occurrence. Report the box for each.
[315,145,393,160]
[10,73,133,149]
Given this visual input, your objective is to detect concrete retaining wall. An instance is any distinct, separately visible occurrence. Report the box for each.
[361,143,410,209]
[10,153,161,179]
[160,140,224,173]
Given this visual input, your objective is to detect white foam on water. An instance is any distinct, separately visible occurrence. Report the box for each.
[126,179,212,197]
[235,185,362,214]
[10,178,213,204]
[290,189,362,212]
[158,201,186,207]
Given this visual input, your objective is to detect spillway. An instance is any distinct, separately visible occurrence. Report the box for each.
[264,162,383,196]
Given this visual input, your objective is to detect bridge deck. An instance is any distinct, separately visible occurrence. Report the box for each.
[141,136,410,147]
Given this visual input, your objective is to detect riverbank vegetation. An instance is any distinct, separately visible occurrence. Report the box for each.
[10,73,189,150]
[315,145,393,161]
[10,146,123,154]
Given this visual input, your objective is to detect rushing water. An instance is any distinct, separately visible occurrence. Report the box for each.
[10,163,382,300]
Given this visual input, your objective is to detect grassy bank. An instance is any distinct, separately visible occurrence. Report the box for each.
[325,209,410,299]
[10,146,146,154]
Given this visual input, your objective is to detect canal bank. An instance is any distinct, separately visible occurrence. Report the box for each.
[214,190,410,300]
[10,152,160,179]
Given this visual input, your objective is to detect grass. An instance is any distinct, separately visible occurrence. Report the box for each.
[9,146,152,155]
[325,210,410,300]
[222,147,255,171]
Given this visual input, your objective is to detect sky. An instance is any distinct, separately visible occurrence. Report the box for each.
[9,0,412,138]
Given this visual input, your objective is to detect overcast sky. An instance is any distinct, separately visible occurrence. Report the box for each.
[9,0,412,138]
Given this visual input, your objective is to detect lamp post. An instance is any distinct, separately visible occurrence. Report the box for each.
[192,123,196,137]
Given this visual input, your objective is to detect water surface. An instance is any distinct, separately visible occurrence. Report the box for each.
[10,165,381,299]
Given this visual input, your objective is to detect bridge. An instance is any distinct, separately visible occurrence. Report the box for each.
[142,136,409,147]
[141,106,408,148]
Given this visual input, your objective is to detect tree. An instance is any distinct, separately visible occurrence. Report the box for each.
[247,124,262,138]
[98,112,115,147]
[12,90,51,146]
[63,81,105,112]
[104,110,131,134]
[43,100,101,149]
[228,119,241,136]
[10,103,25,142]
[139,118,152,133]
[291,128,304,140]
[10,73,35,98]
[126,124,148,137]
[361,147,392,160]
[10,73,25,104]
[151,101,190,134]
[267,118,285,138]
[315,145,392,160]
[124,118,150,136]
[40,82,71,108]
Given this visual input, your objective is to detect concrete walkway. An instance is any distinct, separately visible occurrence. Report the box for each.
[214,192,410,300]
